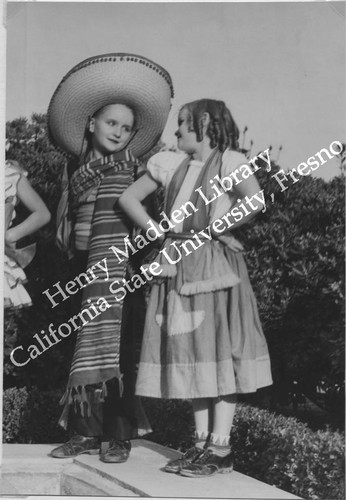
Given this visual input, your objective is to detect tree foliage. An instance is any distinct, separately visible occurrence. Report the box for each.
[237,157,345,415]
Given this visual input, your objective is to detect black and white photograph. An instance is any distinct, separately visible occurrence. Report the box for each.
[2,2,345,499]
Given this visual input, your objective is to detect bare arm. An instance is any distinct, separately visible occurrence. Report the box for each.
[230,170,263,229]
[212,168,264,242]
[6,176,51,244]
[119,173,163,237]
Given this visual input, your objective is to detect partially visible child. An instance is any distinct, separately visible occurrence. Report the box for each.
[4,159,51,308]
[119,98,272,477]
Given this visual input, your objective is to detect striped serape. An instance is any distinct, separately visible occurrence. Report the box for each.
[59,150,137,427]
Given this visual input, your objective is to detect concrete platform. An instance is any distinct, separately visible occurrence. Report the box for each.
[1,441,300,498]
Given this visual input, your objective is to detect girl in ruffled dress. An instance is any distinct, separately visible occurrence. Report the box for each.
[119,98,272,477]
[4,159,51,308]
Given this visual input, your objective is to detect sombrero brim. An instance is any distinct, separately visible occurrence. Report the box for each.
[48,53,174,159]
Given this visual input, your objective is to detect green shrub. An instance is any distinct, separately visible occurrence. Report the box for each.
[2,387,29,442]
[2,387,68,443]
[3,389,344,499]
[144,398,344,500]
[143,398,195,451]
[236,161,345,413]
[233,404,345,500]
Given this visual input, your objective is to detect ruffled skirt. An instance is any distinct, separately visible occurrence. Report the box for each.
[4,255,32,309]
[135,237,272,399]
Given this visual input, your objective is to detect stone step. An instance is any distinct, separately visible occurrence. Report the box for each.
[1,441,300,498]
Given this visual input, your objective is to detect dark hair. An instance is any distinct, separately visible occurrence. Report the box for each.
[181,99,239,152]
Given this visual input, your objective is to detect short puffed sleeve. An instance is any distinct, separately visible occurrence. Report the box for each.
[146,151,187,188]
[221,150,249,178]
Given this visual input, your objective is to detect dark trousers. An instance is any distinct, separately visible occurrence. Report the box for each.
[68,251,145,440]
[69,379,137,440]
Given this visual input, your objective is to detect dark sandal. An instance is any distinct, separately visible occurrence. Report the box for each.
[164,446,204,473]
[100,439,131,463]
[179,448,234,477]
[50,435,100,458]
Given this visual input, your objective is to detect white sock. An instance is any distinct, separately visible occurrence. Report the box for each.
[194,430,209,449]
[207,433,231,456]
[207,444,231,457]
[209,432,230,447]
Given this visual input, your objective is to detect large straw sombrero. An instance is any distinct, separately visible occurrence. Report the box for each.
[48,53,174,159]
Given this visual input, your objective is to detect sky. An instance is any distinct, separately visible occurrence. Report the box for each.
[4,1,346,180]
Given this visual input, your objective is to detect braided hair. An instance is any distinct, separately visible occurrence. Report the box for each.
[182,99,239,152]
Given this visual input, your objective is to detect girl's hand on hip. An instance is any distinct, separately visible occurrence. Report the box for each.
[5,228,18,245]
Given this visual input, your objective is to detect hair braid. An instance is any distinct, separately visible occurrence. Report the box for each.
[182,99,239,152]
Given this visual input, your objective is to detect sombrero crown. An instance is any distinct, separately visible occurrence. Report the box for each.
[48,53,174,159]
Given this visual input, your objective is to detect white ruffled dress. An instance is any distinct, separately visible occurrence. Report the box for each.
[4,164,32,308]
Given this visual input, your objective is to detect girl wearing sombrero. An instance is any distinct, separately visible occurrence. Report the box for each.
[48,54,173,462]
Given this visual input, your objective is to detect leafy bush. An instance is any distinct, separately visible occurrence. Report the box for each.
[3,390,344,499]
[144,398,344,500]
[235,159,345,414]
[233,404,345,500]
[2,387,68,444]
[6,114,65,215]
[143,398,195,451]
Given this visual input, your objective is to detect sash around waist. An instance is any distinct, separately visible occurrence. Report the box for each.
[156,234,242,295]
[165,231,209,241]
[165,231,244,251]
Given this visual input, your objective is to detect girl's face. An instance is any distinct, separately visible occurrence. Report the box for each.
[175,108,200,155]
[90,104,135,158]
